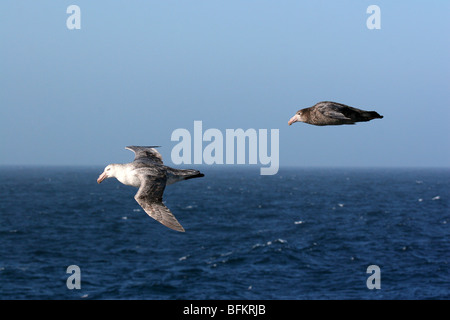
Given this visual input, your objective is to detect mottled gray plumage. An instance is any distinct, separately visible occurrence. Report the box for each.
[97,146,204,232]
[288,101,383,126]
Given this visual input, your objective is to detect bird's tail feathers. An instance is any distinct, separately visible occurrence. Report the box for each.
[368,111,383,119]
[165,168,204,185]
[179,169,205,180]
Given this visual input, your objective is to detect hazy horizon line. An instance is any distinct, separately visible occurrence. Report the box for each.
[0,164,449,170]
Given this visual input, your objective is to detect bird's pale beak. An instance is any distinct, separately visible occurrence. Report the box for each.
[97,171,107,184]
[288,114,300,126]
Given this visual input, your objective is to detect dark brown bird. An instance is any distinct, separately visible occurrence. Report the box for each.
[288,101,383,126]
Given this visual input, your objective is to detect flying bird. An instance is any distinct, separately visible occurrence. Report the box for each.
[288,101,383,126]
[97,146,204,232]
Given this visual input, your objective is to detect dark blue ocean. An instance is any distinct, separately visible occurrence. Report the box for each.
[0,166,448,300]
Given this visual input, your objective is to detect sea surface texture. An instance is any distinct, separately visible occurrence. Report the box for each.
[0,167,448,299]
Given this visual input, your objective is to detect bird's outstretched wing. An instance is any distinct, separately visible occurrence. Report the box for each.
[134,174,185,232]
[125,146,164,164]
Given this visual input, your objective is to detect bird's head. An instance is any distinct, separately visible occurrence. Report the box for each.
[97,164,116,184]
[288,110,305,125]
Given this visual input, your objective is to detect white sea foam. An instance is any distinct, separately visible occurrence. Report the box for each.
[253,239,287,248]
[267,239,287,245]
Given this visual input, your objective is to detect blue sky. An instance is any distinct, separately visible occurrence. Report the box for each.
[1,1,449,167]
